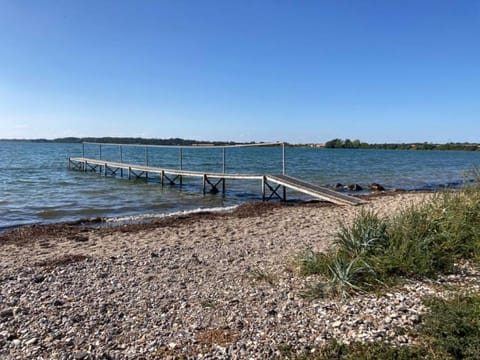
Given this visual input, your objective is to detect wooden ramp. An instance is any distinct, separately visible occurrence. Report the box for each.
[265,175,365,206]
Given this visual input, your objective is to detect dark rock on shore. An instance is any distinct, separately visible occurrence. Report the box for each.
[370,183,385,191]
[347,184,363,191]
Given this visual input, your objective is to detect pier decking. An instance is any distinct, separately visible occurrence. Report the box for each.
[68,143,364,206]
[265,175,365,206]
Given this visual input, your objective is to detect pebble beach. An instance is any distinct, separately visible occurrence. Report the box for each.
[1,192,479,359]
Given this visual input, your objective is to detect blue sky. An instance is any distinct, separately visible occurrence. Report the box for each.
[0,0,479,143]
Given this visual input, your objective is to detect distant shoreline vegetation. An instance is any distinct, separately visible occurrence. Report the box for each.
[0,137,479,150]
[0,137,250,146]
[319,138,480,151]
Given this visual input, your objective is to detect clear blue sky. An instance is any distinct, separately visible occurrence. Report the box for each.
[1,0,479,143]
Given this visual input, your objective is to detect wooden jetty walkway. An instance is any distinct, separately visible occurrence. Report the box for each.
[68,142,364,206]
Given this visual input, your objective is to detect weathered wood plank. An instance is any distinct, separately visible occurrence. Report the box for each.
[265,175,364,206]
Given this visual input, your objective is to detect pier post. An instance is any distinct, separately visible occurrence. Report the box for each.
[68,158,71,169]
[82,143,85,158]
[222,147,226,194]
[202,174,206,194]
[262,176,266,201]
[282,143,287,201]
[179,147,183,186]
[99,144,102,160]
[222,147,226,173]
[128,167,131,180]
[145,146,149,179]
[161,170,165,187]
[104,163,108,176]
[120,145,123,177]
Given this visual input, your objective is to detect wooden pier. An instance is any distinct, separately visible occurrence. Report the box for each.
[68,142,364,206]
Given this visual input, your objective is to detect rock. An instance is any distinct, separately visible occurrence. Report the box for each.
[0,308,14,318]
[370,183,385,191]
[12,339,21,347]
[335,183,344,189]
[6,332,18,341]
[347,184,363,191]
[52,299,64,307]
[33,275,45,283]
[25,337,38,346]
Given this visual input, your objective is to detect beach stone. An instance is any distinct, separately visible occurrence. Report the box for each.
[370,183,385,191]
[33,274,45,283]
[347,184,363,191]
[12,339,21,347]
[25,337,38,346]
[0,308,14,318]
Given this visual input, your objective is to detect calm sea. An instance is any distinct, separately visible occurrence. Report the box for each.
[1,141,479,230]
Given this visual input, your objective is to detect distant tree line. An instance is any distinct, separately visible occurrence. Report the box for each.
[1,137,248,146]
[2,137,478,150]
[324,138,480,151]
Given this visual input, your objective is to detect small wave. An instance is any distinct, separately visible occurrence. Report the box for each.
[105,205,239,223]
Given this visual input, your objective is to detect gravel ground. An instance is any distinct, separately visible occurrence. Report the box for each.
[1,192,478,359]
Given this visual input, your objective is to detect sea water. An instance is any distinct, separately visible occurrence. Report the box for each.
[0,141,478,229]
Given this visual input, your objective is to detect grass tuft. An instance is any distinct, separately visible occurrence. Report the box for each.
[334,209,388,258]
[297,176,480,298]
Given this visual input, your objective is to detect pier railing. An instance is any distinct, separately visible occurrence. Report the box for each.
[80,141,287,176]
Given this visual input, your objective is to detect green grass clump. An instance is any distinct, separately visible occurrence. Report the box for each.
[277,340,430,359]
[422,294,480,359]
[335,209,389,258]
[298,180,480,298]
[317,340,431,360]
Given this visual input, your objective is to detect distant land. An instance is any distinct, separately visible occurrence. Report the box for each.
[0,137,479,151]
[318,138,480,151]
[0,137,249,146]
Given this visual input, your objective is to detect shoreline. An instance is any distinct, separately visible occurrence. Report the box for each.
[0,188,436,235]
[3,190,477,358]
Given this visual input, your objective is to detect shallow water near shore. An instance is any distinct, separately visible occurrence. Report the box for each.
[1,141,478,229]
